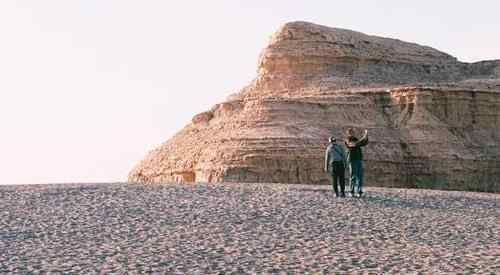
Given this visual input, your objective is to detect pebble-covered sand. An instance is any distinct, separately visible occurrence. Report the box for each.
[0,183,498,274]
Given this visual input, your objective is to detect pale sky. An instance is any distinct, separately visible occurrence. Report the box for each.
[1,0,499,185]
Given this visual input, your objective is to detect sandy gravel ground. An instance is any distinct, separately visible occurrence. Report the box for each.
[0,182,499,274]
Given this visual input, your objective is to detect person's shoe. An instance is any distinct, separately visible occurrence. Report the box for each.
[358,191,364,198]
[335,192,340,197]
[340,192,346,198]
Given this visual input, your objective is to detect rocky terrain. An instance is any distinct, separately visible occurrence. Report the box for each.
[1,183,498,274]
[129,21,500,192]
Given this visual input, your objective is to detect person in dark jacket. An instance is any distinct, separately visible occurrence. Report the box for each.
[345,128,369,197]
[324,136,346,197]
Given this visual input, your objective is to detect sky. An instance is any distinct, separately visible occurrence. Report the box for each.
[0,0,499,185]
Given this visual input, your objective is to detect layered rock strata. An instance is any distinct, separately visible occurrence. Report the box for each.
[129,22,500,192]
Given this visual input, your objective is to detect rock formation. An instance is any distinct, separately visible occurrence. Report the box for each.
[129,22,500,192]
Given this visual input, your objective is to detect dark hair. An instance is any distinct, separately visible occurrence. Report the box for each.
[329,136,336,143]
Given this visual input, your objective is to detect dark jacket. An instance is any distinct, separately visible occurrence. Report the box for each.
[345,134,368,162]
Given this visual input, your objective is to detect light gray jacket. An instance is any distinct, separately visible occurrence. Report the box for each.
[324,143,346,171]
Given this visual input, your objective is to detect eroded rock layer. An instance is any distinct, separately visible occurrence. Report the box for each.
[129,22,500,192]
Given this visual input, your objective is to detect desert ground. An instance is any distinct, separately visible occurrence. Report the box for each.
[0,182,498,274]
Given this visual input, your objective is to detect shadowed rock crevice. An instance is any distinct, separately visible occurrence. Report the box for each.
[129,21,500,192]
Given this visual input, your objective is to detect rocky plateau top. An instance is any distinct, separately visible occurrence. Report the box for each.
[129,21,500,192]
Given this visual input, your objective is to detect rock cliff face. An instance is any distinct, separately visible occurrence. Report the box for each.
[129,22,500,192]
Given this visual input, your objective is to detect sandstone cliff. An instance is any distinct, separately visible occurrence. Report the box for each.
[129,22,500,192]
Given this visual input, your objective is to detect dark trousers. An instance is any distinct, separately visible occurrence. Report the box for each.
[330,161,345,195]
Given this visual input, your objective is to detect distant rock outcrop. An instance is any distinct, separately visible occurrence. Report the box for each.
[129,22,500,192]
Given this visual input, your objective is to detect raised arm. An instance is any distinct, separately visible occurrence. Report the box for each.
[356,131,369,147]
[349,130,369,147]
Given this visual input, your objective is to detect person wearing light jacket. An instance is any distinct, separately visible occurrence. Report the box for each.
[324,136,347,198]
